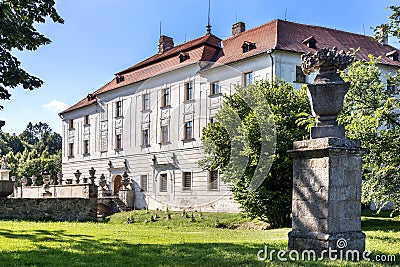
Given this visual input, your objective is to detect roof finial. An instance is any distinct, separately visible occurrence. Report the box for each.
[206,0,212,34]
[159,21,162,38]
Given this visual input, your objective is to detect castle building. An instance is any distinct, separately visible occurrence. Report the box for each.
[60,19,400,212]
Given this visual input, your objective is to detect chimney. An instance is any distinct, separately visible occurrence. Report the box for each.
[232,22,245,36]
[158,35,174,53]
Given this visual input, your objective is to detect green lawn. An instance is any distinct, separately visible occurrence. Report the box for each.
[0,210,398,266]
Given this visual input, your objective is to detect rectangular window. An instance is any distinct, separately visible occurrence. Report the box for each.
[115,134,122,150]
[140,175,148,192]
[161,125,169,143]
[161,88,171,107]
[116,100,123,117]
[243,72,253,86]
[184,121,193,140]
[142,93,150,110]
[387,81,396,93]
[209,170,218,190]
[142,129,149,146]
[209,117,217,124]
[295,66,306,83]
[83,140,89,155]
[185,81,194,100]
[68,143,74,157]
[182,172,192,191]
[69,119,74,129]
[84,115,89,125]
[160,173,168,192]
[211,82,221,95]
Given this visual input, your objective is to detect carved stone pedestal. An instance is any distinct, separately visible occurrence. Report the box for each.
[288,137,365,254]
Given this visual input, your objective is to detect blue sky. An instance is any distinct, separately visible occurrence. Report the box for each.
[1,0,399,134]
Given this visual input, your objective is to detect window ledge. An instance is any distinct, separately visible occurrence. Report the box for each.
[141,144,150,148]
[68,155,74,159]
[114,116,124,119]
[181,188,192,192]
[159,142,171,145]
[160,105,172,110]
[183,99,195,104]
[114,149,123,152]
[84,124,91,127]
[182,138,196,143]
[208,93,222,97]
[141,109,151,113]
[83,153,91,156]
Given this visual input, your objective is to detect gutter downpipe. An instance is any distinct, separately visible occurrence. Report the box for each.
[267,49,274,84]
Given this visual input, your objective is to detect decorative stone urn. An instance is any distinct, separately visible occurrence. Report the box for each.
[301,47,354,138]
[121,171,130,190]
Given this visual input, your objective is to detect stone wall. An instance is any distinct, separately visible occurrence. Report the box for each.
[0,198,97,221]
[12,184,90,199]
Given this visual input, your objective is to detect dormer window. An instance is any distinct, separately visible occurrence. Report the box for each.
[179,52,190,63]
[87,94,96,101]
[242,41,256,53]
[386,50,399,61]
[116,75,125,83]
[302,36,317,48]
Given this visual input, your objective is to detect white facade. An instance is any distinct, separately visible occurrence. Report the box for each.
[61,20,400,212]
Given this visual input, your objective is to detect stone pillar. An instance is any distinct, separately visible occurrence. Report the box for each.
[288,138,365,253]
[288,48,365,255]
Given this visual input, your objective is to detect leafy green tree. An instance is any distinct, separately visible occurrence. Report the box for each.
[338,56,400,213]
[200,80,310,228]
[373,5,399,42]
[0,0,63,108]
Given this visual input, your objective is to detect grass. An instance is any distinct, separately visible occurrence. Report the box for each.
[0,210,398,266]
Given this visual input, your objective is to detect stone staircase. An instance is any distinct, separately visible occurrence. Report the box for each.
[113,197,132,212]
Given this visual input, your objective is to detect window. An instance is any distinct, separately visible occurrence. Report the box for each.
[209,117,217,124]
[116,100,123,117]
[69,119,74,129]
[83,140,89,155]
[115,134,122,150]
[161,125,169,143]
[160,173,168,192]
[68,143,74,157]
[179,52,190,63]
[387,80,396,93]
[184,121,193,140]
[211,82,221,95]
[209,170,218,190]
[116,75,125,83]
[242,41,256,53]
[296,66,306,83]
[161,88,171,107]
[243,72,253,86]
[142,93,150,111]
[142,129,149,146]
[182,172,192,191]
[84,115,89,125]
[185,81,194,101]
[140,175,148,192]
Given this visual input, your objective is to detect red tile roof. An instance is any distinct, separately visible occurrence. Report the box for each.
[61,19,400,115]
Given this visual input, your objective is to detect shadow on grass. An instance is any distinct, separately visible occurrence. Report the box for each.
[0,227,279,267]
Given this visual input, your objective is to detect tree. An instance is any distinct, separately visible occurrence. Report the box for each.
[338,56,400,214]
[373,5,399,42]
[200,80,310,228]
[0,0,63,108]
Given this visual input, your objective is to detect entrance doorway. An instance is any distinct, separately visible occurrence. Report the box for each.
[113,175,122,195]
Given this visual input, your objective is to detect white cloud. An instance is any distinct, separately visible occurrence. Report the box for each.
[42,100,70,112]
